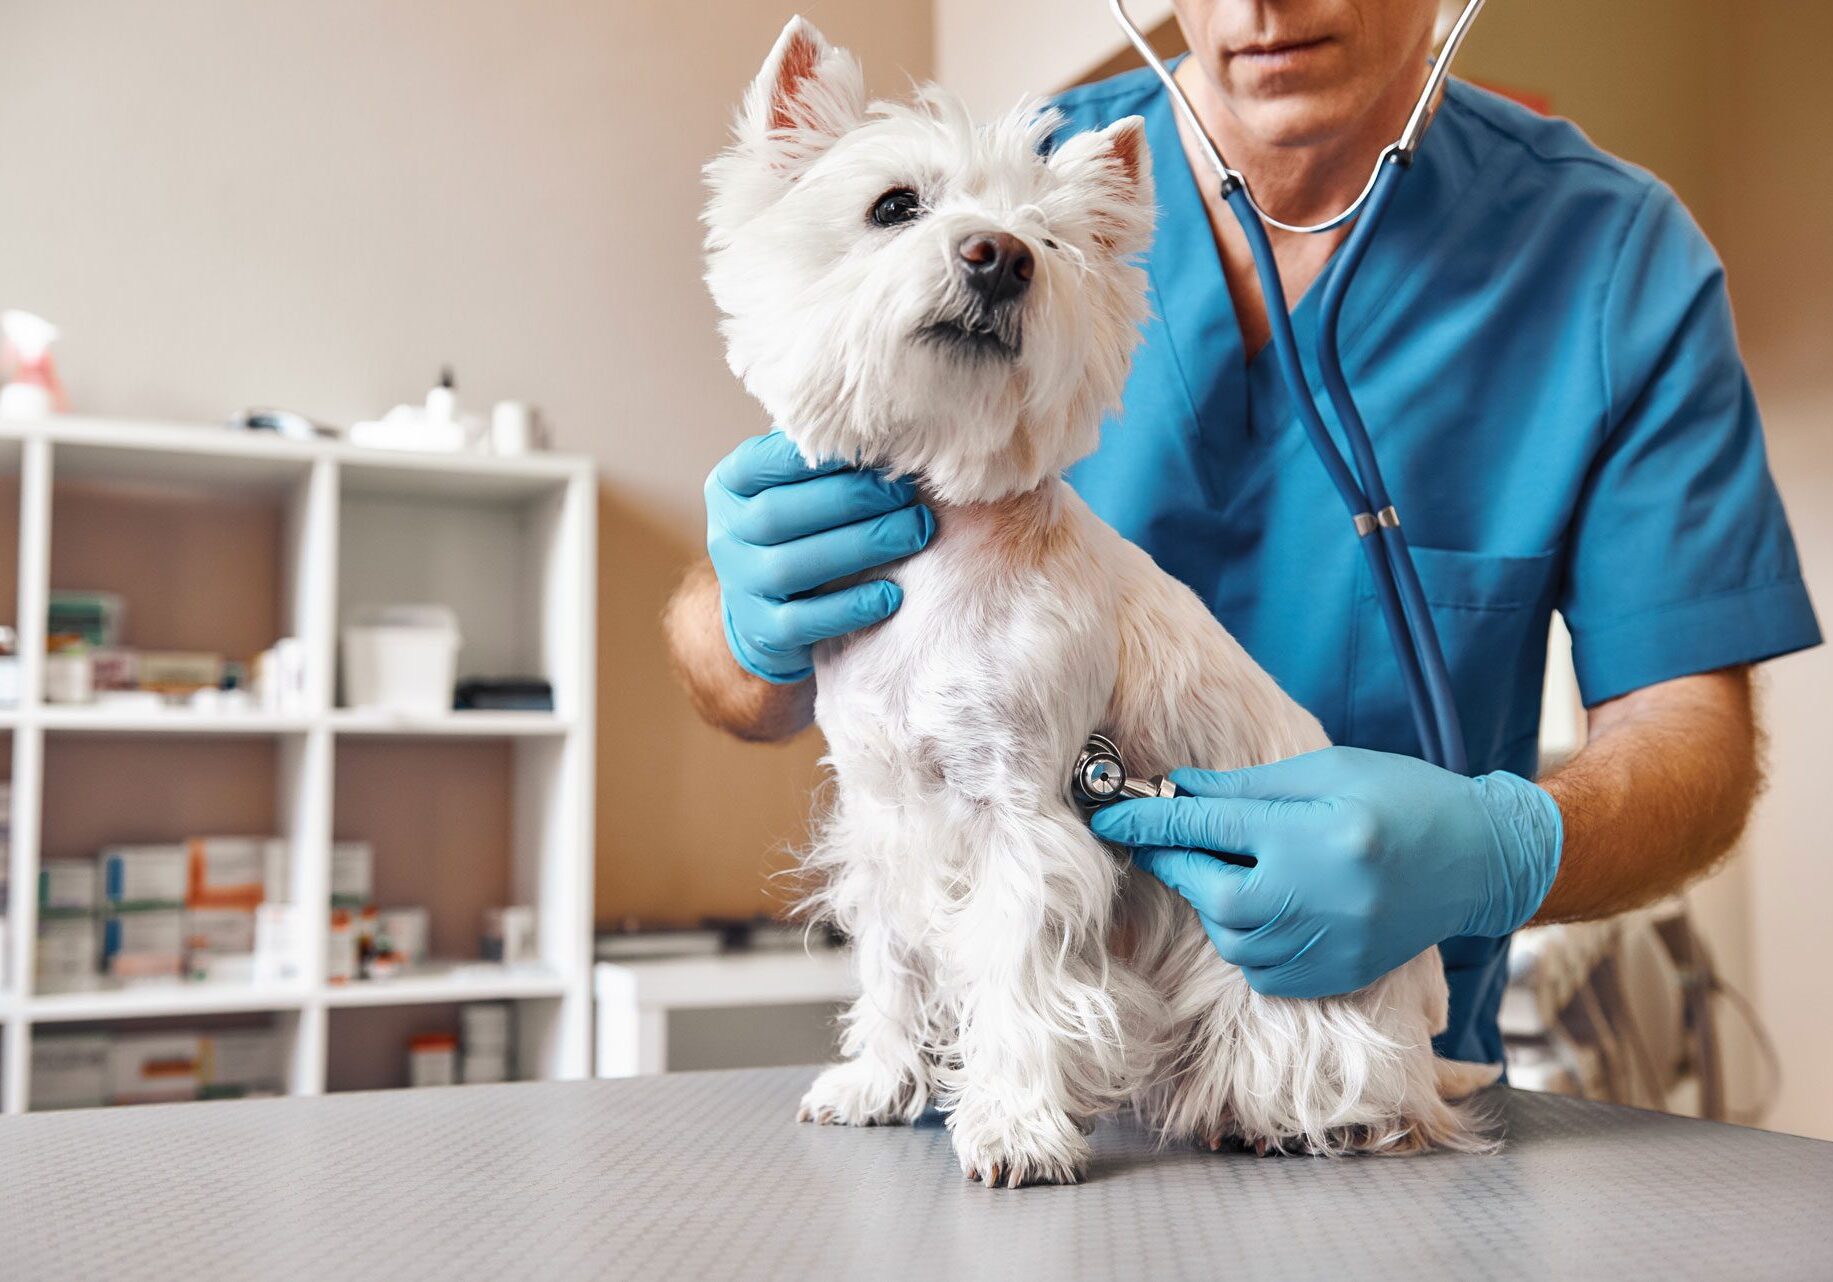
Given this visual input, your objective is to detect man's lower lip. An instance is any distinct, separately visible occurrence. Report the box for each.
[1231,38,1331,63]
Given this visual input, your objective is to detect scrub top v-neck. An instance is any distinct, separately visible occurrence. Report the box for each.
[1052,67,1819,1064]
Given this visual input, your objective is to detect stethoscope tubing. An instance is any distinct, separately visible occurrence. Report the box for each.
[1226,174,1459,770]
[1313,160,1470,774]
[1111,0,1480,773]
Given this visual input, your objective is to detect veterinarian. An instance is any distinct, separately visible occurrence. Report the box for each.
[667,0,1820,1068]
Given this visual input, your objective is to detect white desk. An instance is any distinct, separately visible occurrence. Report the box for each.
[593,951,858,1077]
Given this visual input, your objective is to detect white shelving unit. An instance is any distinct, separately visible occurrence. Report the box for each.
[0,416,597,1112]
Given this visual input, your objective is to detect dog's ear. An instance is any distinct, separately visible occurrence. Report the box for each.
[1048,116,1155,256]
[705,17,866,238]
[736,16,865,175]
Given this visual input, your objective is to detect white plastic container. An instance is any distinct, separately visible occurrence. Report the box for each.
[340,605,461,714]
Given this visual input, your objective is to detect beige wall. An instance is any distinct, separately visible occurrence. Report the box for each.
[0,0,933,926]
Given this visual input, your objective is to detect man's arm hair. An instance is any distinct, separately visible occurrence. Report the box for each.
[1532,665,1761,924]
[662,558,816,743]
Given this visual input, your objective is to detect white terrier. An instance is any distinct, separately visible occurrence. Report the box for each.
[704,17,1499,1187]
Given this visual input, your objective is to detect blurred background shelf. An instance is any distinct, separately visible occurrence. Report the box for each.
[0,416,597,1113]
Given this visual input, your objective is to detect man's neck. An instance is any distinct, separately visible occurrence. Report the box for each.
[1170,50,1432,228]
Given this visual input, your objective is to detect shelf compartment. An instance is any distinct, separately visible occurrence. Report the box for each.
[326,997,557,1093]
[27,1008,301,1110]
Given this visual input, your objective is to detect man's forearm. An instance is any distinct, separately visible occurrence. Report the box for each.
[1531,666,1760,924]
[663,559,816,743]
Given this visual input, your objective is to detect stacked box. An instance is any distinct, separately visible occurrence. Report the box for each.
[409,1033,458,1088]
[31,1034,111,1110]
[198,1030,280,1099]
[39,859,99,915]
[330,842,373,909]
[262,838,291,904]
[101,845,187,911]
[186,837,266,910]
[36,916,100,993]
[110,1033,202,1105]
[460,1002,514,1084]
[103,909,185,982]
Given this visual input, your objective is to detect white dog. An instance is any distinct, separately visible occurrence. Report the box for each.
[704,17,1498,1187]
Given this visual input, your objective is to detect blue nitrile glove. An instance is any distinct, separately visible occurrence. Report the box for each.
[706,430,934,683]
[1090,746,1562,999]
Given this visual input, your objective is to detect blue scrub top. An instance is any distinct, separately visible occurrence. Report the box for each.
[1051,69,1821,1064]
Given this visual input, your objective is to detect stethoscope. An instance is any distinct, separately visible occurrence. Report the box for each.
[1083,0,1490,783]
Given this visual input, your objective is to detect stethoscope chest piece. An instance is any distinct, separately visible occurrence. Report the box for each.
[1072,734,1178,810]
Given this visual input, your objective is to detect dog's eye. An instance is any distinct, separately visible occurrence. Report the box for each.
[870,188,923,228]
[1043,238,1059,249]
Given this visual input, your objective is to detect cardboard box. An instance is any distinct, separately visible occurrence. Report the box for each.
[461,1001,513,1053]
[100,845,188,910]
[103,909,184,982]
[186,837,267,910]
[36,916,100,993]
[110,1033,201,1104]
[253,903,301,984]
[262,838,291,904]
[409,1033,458,1088]
[39,859,99,914]
[200,1030,279,1092]
[184,906,257,965]
[330,842,373,908]
[31,1033,112,1110]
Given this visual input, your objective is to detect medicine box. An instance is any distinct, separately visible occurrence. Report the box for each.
[103,909,185,982]
[262,838,291,903]
[31,1033,112,1111]
[101,845,188,910]
[39,858,99,914]
[330,841,373,908]
[409,1033,459,1088]
[36,916,100,993]
[110,1033,202,1105]
[199,1030,280,1096]
[184,907,257,956]
[187,837,267,910]
[461,1001,513,1053]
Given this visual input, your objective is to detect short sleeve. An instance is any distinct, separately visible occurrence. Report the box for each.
[1560,185,1820,706]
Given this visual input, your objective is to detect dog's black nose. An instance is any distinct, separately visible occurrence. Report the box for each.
[957,232,1034,304]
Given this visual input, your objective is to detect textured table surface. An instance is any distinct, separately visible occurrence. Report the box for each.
[2,1066,1829,1280]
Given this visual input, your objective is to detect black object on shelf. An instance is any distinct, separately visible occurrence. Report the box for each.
[454,678,554,712]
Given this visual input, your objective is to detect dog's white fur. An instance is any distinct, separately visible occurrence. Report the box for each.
[705,18,1499,1187]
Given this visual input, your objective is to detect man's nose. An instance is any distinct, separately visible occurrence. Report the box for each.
[956,232,1034,305]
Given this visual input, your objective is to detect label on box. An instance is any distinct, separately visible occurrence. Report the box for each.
[39,860,98,913]
[187,837,267,910]
[262,839,291,904]
[103,909,185,980]
[109,1034,202,1104]
[184,907,257,955]
[201,1030,279,1091]
[101,845,188,910]
[31,1033,111,1110]
[330,842,373,908]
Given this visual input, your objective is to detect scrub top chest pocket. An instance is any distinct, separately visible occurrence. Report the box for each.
[1349,545,1562,776]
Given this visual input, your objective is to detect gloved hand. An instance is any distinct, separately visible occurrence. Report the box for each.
[1090,746,1562,999]
[706,430,934,683]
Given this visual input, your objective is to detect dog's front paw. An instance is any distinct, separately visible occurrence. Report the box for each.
[797,1060,926,1127]
[950,1101,1089,1188]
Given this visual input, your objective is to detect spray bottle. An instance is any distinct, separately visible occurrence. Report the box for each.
[0,311,67,419]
